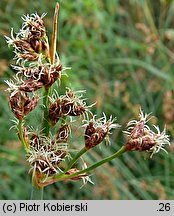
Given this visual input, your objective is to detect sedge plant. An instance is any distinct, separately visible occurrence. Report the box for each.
[5,3,170,199]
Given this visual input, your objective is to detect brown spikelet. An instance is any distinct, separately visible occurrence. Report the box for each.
[14,39,35,52]
[9,92,24,119]
[85,122,108,149]
[48,98,62,126]
[19,79,44,92]
[56,124,70,143]
[9,91,39,119]
[19,53,39,61]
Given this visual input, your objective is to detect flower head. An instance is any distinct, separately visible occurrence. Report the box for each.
[84,114,120,149]
[9,91,39,119]
[48,88,89,126]
[5,13,49,63]
[21,13,46,39]
[124,109,170,157]
[27,135,68,178]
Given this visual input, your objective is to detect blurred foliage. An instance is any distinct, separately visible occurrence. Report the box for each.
[0,0,174,199]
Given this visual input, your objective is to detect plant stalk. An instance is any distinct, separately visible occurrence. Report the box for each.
[18,120,29,153]
[30,186,44,200]
[54,146,127,182]
[64,147,87,173]
[42,3,59,135]
[51,2,59,64]
[42,87,50,136]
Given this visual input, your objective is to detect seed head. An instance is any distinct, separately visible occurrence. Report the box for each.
[28,135,68,177]
[84,114,120,149]
[48,98,62,126]
[9,91,39,119]
[21,13,46,39]
[124,109,170,157]
[40,64,62,88]
[5,13,49,63]
[48,88,88,125]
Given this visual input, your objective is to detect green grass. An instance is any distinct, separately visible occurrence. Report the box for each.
[0,0,174,199]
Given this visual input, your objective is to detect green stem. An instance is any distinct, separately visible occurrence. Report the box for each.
[30,186,44,200]
[18,120,29,153]
[42,87,50,136]
[54,146,127,181]
[64,147,87,173]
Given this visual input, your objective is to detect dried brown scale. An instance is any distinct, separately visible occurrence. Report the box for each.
[40,64,62,88]
[28,29,45,40]
[85,130,108,149]
[9,92,24,119]
[65,168,88,181]
[67,90,74,98]
[30,134,40,148]
[48,95,86,126]
[30,39,43,53]
[56,124,70,143]
[141,135,156,150]
[97,128,108,142]
[19,53,39,61]
[130,120,145,139]
[9,91,39,119]
[85,122,109,149]
[19,79,44,92]
[46,144,67,163]
[68,105,86,116]
[21,67,40,78]
[32,156,62,176]
[125,135,156,151]
[24,96,39,115]
[41,40,50,54]
[21,65,62,87]
[124,114,160,152]
[48,99,62,126]
[57,150,67,160]
[27,18,46,39]
[34,158,56,175]
[84,122,96,138]
[61,97,86,116]
[14,39,34,52]
[46,64,62,87]
[61,99,74,115]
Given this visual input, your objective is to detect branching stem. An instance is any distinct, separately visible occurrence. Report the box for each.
[38,146,127,187]
[30,186,44,200]
[42,87,50,136]
[56,146,127,181]
[64,147,87,173]
[18,120,29,153]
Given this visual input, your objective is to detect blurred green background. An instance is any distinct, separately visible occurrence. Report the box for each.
[0,0,174,199]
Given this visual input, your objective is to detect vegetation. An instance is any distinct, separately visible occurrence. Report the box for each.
[0,0,174,199]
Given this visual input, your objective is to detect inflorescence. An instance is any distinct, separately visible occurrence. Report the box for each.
[5,6,170,188]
